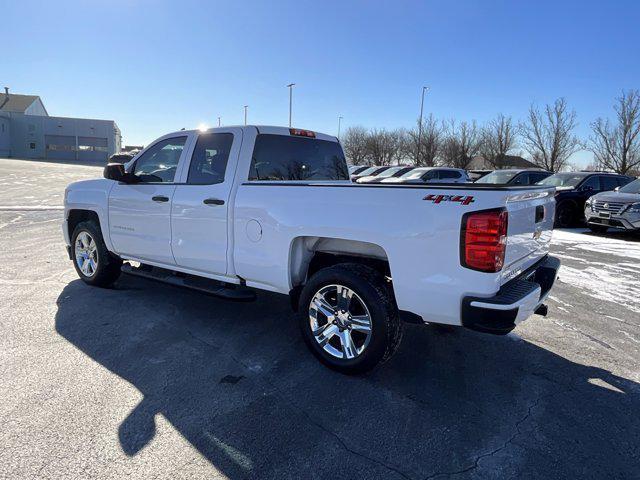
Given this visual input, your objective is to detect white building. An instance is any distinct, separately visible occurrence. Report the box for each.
[0,88,121,161]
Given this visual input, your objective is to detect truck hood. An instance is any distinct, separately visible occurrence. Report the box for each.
[591,191,640,203]
[66,178,112,191]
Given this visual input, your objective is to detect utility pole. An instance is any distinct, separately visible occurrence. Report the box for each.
[338,116,343,138]
[217,117,221,127]
[287,83,295,127]
[244,105,248,126]
[417,86,429,165]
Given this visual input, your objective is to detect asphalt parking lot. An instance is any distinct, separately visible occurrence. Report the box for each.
[1,158,639,480]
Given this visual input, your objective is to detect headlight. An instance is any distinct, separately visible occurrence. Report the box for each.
[585,197,595,206]
[627,202,640,213]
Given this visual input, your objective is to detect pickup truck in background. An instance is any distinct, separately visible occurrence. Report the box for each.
[63,126,560,374]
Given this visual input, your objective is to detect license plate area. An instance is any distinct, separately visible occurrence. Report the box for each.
[599,212,611,218]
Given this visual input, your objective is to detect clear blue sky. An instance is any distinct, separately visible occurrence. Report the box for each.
[4,0,639,165]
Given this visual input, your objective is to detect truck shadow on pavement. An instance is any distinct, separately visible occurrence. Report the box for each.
[55,276,640,480]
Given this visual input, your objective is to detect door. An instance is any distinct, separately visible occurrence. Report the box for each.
[171,129,241,275]
[45,134,76,160]
[108,135,189,265]
[77,136,108,162]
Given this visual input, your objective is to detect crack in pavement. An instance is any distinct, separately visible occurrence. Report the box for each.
[422,394,552,480]
[288,402,414,480]
[551,319,613,350]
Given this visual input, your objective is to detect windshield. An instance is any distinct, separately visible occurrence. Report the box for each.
[475,170,518,184]
[537,173,588,187]
[401,168,430,179]
[376,166,404,178]
[357,166,378,176]
[619,178,640,194]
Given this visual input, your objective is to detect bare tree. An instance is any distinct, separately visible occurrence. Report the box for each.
[590,90,640,175]
[479,114,518,168]
[404,115,443,166]
[365,128,404,165]
[519,98,581,172]
[342,126,370,165]
[441,120,481,169]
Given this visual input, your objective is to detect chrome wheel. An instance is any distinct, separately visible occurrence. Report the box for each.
[309,284,372,360]
[75,231,98,277]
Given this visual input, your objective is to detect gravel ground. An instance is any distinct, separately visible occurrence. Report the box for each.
[1,158,638,480]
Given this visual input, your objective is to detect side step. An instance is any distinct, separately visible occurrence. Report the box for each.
[121,263,256,302]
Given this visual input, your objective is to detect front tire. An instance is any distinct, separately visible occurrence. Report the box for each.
[71,220,122,287]
[298,263,402,374]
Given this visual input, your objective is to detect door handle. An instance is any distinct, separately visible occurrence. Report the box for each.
[152,195,169,203]
[203,198,225,206]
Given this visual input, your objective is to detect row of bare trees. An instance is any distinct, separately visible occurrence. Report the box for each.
[341,90,640,175]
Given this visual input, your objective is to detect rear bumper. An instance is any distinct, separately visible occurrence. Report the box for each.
[461,255,560,335]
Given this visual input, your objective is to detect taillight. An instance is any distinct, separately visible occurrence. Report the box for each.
[460,208,508,273]
[289,128,315,138]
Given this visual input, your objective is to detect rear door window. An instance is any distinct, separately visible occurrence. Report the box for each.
[249,134,348,181]
[439,170,462,180]
[530,172,550,183]
[187,133,233,185]
[600,176,619,191]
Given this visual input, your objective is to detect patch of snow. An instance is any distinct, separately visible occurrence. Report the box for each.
[558,264,640,313]
[552,229,640,261]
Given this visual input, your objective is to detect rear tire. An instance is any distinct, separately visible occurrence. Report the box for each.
[71,220,122,287]
[588,224,609,234]
[298,263,402,375]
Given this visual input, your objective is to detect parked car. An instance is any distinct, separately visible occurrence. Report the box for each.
[108,152,135,164]
[584,178,640,233]
[355,166,414,183]
[381,167,470,184]
[63,125,559,374]
[350,165,391,182]
[536,172,634,227]
[475,169,552,186]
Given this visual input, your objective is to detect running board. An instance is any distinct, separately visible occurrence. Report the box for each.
[121,263,256,301]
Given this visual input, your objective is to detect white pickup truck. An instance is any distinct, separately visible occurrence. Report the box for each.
[63,126,560,374]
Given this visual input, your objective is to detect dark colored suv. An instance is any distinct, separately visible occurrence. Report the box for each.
[537,172,635,227]
[475,169,552,186]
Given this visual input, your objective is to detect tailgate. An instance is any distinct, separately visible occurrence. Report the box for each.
[501,189,556,284]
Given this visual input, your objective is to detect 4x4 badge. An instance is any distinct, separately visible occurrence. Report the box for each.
[423,194,475,205]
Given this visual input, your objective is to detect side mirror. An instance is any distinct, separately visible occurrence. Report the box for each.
[104,163,129,182]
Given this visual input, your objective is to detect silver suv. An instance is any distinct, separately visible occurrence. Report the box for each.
[584,178,640,233]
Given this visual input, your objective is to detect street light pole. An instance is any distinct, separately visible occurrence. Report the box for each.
[287,83,295,127]
[217,116,221,127]
[244,105,248,126]
[338,116,343,138]
[417,86,429,165]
